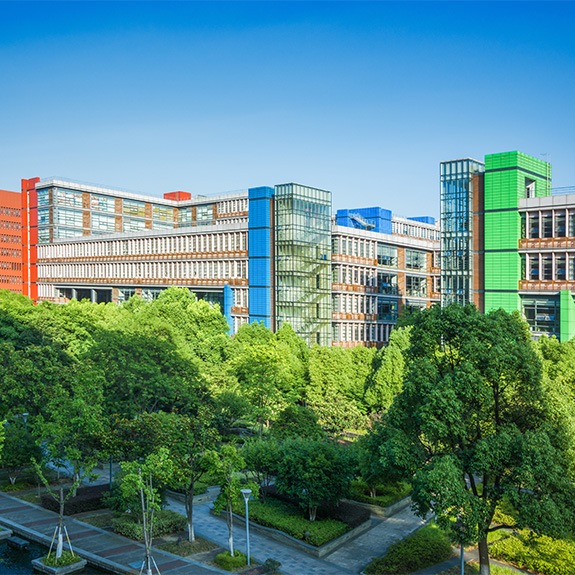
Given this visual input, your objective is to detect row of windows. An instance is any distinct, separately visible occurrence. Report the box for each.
[392,220,440,241]
[0,207,20,217]
[0,276,21,285]
[218,198,248,215]
[0,262,21,270]
[39,259,248,281]
[522,210,575,239]
[0,220,20,229]
[0,248,21,257]
[0,235,21,244]
[332,323,394,344]
[39,231,248,259]
[524,253,575,281]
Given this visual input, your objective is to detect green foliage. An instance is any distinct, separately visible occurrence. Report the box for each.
[364,523,453,575]
[42,551,81,567]
[1,421,41,484]
[490,530,575,575]
[381,304,575,567]
[364,327,410,413]
[349,480,411,508]
[275,438,354,521]
[306,346,370,432]
[214,550,247,571]
[232,496,349,546]
[271,405,325,440]
[112,509,186,540]
[242,438,281,499]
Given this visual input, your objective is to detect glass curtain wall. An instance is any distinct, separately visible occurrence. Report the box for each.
[274,184,332,346]
[440,158,485,305]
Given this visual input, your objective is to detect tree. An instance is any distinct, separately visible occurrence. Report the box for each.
[1,419,41,484]
[364,326,411,413]
[208,444,251,557]
[120,449,174,575]
[381,304,575,575]
[242,438,281,502]
[271,405,325,440]
[36,371,105,493]
[168,409,219,543]
[306,347,369,433]
[275,438,354,521]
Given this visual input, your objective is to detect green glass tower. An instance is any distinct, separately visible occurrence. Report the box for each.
[484,151,551,313]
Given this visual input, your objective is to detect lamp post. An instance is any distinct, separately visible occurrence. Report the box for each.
[240,488,252,566]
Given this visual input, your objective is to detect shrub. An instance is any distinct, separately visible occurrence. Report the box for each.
[41,484,110,515]
[263,486,370,528]
[350,480,411,508]
[232,496,349,547]
[214,550,247,571]
[42,551,81,567]
[490,531,575,575]
[365,523,453,575]
[112,509,186,540]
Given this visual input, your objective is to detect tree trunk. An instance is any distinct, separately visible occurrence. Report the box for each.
[9,475,16,485]
[227,501,234,556]
[56,488,65,559]
[186,481,195,543]
[308,505,317,522]
[478,537,490,575]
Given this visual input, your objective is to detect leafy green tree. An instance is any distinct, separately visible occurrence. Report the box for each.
[1,420,41,484]
[381,304,575,575]
[364,327,411,413]
[242,438,281,502]
[120,449,174,575]
[208,444,254,557]
[230,338,297,434]
[168,409,219,543]
[271,405,325,440]
[276,438,354,521]
[306,347,368,433]
[36,371,105,492]
[356,422,390,498]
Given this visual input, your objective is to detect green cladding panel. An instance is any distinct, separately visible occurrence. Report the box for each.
[483,151,551,315]
[560,290,575,342]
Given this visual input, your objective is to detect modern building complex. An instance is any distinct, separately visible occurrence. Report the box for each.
[441,150,575,341]
[0,176,440,347]
[3,148,574,345]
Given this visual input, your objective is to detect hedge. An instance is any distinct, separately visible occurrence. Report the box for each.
[262,486,370,528]
[365,523,453,575]
[40,484,110,515]
[112,509,186,540]
[490,531,575,575]
[349,480,411,508]
[232,497,349,547]
[214,550,247,571]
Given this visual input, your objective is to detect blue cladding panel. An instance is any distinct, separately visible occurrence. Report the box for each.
[250,287,272,320]
[408,216,436,225]
[249,228,271,257]
[223,284,233,333]
[249,198,271,229]
[250,258,271,286]
[248,186,274,326]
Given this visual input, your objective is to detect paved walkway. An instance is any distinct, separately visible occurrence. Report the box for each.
[0,482,529,575]
[167,492,427,575]
[0,491,226,575]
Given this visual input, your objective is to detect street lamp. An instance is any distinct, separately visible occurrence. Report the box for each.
[240,488,252,566]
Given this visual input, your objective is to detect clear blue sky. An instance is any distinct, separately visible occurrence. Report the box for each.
[1,1,574,218]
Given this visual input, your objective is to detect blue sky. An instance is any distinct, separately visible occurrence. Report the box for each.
[1,2,574,218]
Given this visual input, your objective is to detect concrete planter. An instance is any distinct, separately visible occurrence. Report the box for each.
[0,527,13,541]
[221,511,372,558]
[32,557,87,574]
